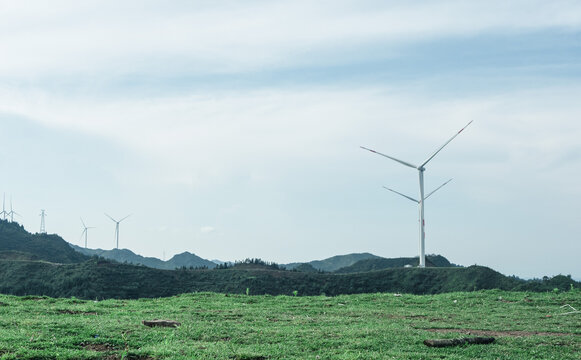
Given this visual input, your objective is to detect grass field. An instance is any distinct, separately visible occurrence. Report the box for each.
[0,290,579,359]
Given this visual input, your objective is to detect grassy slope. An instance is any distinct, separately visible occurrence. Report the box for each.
[0,290,579,359]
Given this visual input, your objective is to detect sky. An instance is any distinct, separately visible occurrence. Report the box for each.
[0,0,580,279]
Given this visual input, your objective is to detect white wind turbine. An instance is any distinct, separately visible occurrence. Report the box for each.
[80,218,95,249]
[105,213,131,249]
[0,194,8,220]
[361,121,472,268]
[8,196,20,222]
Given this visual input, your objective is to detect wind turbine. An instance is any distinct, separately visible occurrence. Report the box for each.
[361,120,472,268]
[8,196,20,222]
[0,194,8,220]
[80,218,95,249]
[105,213,131,249]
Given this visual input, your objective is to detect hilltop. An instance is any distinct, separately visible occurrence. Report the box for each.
[0,220,88,264]
[334,254,458,273]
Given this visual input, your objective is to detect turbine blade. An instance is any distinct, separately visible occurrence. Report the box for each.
[383,186,419,203]
[424,178,453,200]
[80,217,86,228]
[420,120,473,168]
[360,146,417,168]
[119,214,131,222]
[104,213,117,222]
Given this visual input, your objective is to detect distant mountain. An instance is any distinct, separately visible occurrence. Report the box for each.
[166,252,217,269]
[211,259,233,266]
[293,263,319,273]
[70,245,216,270]
[0,220,88,264]
[334,254,457,273]
[285,253,382,272]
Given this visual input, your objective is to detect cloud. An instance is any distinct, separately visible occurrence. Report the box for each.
[1,81,580,197]
[0,1,579,77]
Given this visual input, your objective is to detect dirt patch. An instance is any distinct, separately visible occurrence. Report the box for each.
[58,309,98,315]
[103,355,155,360]
[422,328,580,337]
[82,343,118,352]
[82,344,154,360]
[231,356,267,360]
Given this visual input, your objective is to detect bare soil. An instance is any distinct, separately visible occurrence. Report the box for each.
[422,328,580,337]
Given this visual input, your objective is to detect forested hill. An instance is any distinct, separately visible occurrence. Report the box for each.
[0,259,578,300]
[0,220,88,264]
[334,254,457,273]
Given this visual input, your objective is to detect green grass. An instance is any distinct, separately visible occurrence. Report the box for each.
[0,290,579,359]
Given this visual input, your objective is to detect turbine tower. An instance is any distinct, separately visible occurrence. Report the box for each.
[105,213,131,249]
[0,194,8,220]
[80,218,95,249]
[39,209,47,233]
[361,121,472,268]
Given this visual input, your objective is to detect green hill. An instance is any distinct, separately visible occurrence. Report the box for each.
[335,254,456,273]
[0,220,88,264]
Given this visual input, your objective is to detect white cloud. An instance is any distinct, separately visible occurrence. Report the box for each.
[0,1,580,76]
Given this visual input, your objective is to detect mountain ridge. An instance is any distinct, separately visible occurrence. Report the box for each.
[70,245,217,270]
[0,219,579,299]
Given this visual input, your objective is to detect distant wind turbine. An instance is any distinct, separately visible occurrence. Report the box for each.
[361,120,472,268]
[0,194,8,220]
[80,218,95,249]
[105,213,131,249]
[7,196,20,222]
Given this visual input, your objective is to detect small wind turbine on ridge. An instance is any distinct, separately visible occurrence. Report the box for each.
[80,218,95,249]
[361,120,472,268]
[8,196,20,223]
[105,213,131,249]
[0,194,8,220]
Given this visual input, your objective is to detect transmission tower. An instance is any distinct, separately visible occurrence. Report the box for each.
[39,209,47,233]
